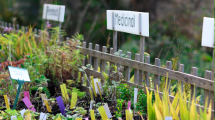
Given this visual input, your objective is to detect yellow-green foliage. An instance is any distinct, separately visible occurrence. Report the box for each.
[0,26,37,60]
[146,73,212,120]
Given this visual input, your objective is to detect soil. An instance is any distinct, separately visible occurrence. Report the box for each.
[0,86,147,120]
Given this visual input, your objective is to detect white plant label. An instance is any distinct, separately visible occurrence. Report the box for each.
[165,117,173,120]
[41,94,47,106]
[42,4,65,22]
[201,17,214,48]
[11,115,17,120]
[8,66,31,82]
[107,10,149,37]
[134,88,138,109]
[103,104,112,118]
[39,113,47,120]
[20,109,26,117]
[90,100,94,110]
[93,78,99,94]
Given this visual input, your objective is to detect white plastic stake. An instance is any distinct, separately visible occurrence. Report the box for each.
[103,104,112,118]
[134,88,138,109]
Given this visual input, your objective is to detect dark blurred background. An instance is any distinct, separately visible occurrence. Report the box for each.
[0,0,214,77]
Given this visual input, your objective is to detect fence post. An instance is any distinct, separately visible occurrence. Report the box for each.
[25,26,28,33]
[166,61,172,93]
[203,70,212,108]
[94,44,99,71]
[145,56,150,87]
[178,64,184,92]
[154,58,160,90]
[125,52,131,81]
[191,67,198,101]
[16,24,19,32]
[87,43,92,87]
[101,46,107,72]
[82,42,86,66]
[134,53,140,84]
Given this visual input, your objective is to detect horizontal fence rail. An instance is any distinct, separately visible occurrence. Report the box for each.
[0,21,214,116]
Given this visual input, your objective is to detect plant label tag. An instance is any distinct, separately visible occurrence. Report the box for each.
[103,104,112,118]
[165,117,173,120]
[127,101,131,110]
[76,118,82,120]
[98,106,108,120]
[90,110,95,120]
[91,77,97,97]
[89,89,94,101]
[44,99,52,112]
[126,110,133,120]
[56,116,61,120]
[134,88,138,108]
[70,92,77,109]
[20,109,26,117]
[40,94,47,106]
[24,91,30,100]
[39,113,47,120]
[60,84,69,100]
[94,78,99,94]
[11,115,17,120]
[90,100,94,110]
[8,66,31,82]
[96,82,102,99]
[22,97,36,111]
[4,95,10,109]
[201,17,214,48]
[56,96,66,116]
[17,85,19,89]
[42,4,65,22]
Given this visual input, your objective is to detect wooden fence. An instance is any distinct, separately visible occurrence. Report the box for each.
[0,21,214,116]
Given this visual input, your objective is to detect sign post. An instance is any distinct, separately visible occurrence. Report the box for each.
[8,66,31,110]
[106,10,149,85]
[42,4,65,44]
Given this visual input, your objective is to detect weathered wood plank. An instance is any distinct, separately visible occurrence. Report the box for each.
[204,70,212,107]
[178,64,184,92]
[191,67,198,101]
[87,43,92,87]
[134,53,140,84]
[154,58,160,90]
[125,52,131,81]
[145,56,150,87]
[94,44,99,71]
[101,46,107,72]
[166,61,172,93]
[82,42,86,66]
[80,47,214,91]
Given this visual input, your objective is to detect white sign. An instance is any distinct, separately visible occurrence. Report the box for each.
[42,4,65,22]
[107,10,149,37]
[8,66,31,82]
[201,17,214,48]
